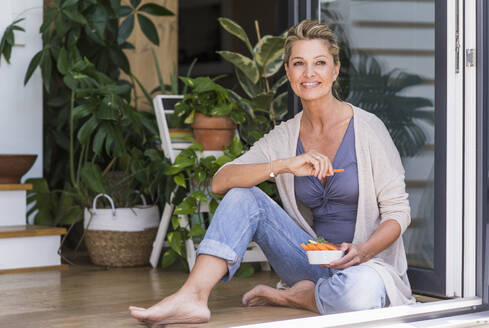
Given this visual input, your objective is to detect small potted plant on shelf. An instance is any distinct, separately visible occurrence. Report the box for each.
[174,77,246,150]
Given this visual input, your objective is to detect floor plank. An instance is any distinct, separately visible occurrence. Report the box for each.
[0,263,315,328]
[0,257,443,328]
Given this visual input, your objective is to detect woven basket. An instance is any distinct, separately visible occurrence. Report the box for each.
[85,228,158,267]
[84,194,159,267]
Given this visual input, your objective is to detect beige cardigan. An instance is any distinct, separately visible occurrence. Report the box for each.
[221,104,416,306]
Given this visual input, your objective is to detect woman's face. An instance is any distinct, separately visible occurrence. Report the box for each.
[285,39,340,102]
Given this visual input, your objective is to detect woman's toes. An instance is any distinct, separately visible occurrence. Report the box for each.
[129,306,146,311]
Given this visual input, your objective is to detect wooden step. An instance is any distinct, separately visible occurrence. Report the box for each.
[0,184,32,191]
[0,225,66,239]
[0,225,66,271]
[0,264,69,274]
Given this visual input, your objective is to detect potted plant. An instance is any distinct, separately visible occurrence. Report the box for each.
[216,18,288,147]
[161,137,242,268]
[25,54,170,266]
[174,77,246,150]
[13,0,175,266]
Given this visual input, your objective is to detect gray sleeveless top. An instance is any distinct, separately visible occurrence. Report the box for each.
[294,118,358,244]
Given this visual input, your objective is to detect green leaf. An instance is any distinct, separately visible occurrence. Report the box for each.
[40,49,52,92]
[235,68,258,98]
[255,36,284,68]
[77,116,99,144]
[161,248,178,268]
[139,3,174,16]
[119,5,132,17]
[184,110,195,124]
[174,197,197,215]
[130,0,141,8]
[253,92,275,111]
[174,173,186,188]
[61,0,78,8]
[192,190,207,202]
[194,168,206,183]
[145,148,163,162]
[109,47,130,73]
[189,224,205,237]
[80,163,105,194]
[230,110,246,124]
[218,17,253,54]
[137,13,159,45]
[0,30,13,64]
[167,231,183,256]
[264,55,284,78]
[272,92,288,120]
[57,47,69,75]
[271,75,288,93]
[24,50,43,85]
[215,154,233,166]
[151,48,166,93]
[63,9,88,25]
[72,105,94,121]
[210,104,232,116]
[209,198,218,214]
[226,136,242,157]
[25,178,57,226]
[217,51,259,84]
[110,0,121,14]
[118,14,134,44]
[40,10,56,33]
[165,159,194,175]
[236,263,255,278]
[56,192,82,225]
[171,215,180,229]
[92,126,107,155]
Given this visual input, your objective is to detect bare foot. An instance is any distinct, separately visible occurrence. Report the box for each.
[242,280,318,313]
[129,290,211,325]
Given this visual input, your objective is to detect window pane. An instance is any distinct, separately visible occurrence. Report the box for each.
[319,0,435,269]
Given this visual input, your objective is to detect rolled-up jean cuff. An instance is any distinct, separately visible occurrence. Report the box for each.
[196,239,239,282]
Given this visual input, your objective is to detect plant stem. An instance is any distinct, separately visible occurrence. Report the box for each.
[254,20,276,127]
[69,90,77,188]
[102,157,117,176]
[76,144,85,184]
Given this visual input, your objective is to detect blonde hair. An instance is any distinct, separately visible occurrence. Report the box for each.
[284,20,341,98]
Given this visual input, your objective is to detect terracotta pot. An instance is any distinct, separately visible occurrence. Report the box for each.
[191,113,237,150]
[0,154,37,184]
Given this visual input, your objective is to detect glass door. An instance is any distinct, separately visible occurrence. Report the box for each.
[314,0,451,296]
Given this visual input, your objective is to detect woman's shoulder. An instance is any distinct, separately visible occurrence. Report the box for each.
[260,111,302,141]
[350,104,391,142]
[350,104,384,129]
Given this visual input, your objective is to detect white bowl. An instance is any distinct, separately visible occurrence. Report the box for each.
[306,250,344,265]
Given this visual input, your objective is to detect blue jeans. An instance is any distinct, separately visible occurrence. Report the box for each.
[196,187,387,314]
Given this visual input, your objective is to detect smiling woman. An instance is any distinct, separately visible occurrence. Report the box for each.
[129,19,413,325]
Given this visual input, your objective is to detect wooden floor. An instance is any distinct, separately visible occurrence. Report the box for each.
[0,257,442,328]
[0,261,315,328]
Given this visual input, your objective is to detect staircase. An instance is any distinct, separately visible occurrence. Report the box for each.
[0,184,66,273]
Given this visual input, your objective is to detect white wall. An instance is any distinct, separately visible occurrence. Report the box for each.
[0,0,43,181]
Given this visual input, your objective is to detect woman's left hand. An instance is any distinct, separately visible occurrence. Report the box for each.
[320,243,369,270]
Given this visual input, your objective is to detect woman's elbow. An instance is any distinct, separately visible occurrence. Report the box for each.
[211,175,226,195]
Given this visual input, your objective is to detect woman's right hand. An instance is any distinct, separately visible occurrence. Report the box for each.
[285,150,334,180]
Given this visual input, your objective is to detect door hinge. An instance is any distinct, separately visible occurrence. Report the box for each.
[466,48,476,67]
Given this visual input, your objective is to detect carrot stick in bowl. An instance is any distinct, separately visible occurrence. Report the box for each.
[333,169,344,173]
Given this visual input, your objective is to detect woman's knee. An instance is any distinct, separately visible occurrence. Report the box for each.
[316,266,386,314]
[216,187,261,217]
